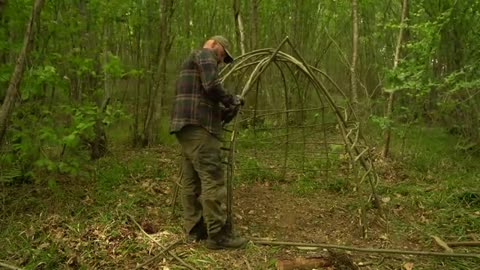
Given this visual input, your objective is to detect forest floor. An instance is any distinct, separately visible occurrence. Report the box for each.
[1,127,480,270]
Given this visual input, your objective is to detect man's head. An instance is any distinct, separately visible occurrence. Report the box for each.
[204,35,234,64]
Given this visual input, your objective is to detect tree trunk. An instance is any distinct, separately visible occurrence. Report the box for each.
[90,25,111,160]
[184,0,191,41]
[0,0,45,146]
[350,0,359,107]
[142,0,174,146]
[233,0,246,55]
[251,0,259,49]
[132,30,142,146]
[382,0,408,158]
[0,0,7,17]
[91,98,109,159]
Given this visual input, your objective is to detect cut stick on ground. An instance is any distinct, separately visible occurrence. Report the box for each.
[251,239,480,259]
[135,239,183,269]
[446,241,480,247]
[276,257,332,270]
[126,214,198,270]
[432,235,453,253]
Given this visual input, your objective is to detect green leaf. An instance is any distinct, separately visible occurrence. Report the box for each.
[63,133,79,147]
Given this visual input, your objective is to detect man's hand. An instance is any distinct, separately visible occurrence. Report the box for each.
[221,94,244,107]
[221,106,239,124]
[231,95,244,106]
[221,95,244,124]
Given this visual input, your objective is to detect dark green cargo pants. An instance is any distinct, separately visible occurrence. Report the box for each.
[175,125,227,237]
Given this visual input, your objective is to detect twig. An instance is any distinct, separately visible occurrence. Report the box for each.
[0,261,24,270]
[252,239,480,259]
[127,213,198,270]
[244,258,253,270]
[135,239,183,269]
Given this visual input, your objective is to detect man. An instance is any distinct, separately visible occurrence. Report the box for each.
[170,35,246,249]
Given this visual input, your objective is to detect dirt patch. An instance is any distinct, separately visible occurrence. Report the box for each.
[236,183,383,246]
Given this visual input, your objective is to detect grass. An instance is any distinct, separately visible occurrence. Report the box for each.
[0,147,175,269]
[235,124,480,268]
[1,124,480,269]
[369,126,480,268]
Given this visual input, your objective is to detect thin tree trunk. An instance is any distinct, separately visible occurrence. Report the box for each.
[382,0,408,158]
[0,0,45,146]
[143,0,174,146]
[293,0,304,51]
[233,0,246,55]
[91,25,110,159]
[351,0,359,107]
[0,0,7,17]
[184,0,191,42]
[251,0,259,49]
[133,30,142,146]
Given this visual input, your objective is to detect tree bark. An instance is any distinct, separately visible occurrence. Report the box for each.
[90,25,111,160]
[0,0,7,18]
[184,0,191,41]
[132,30,142,146]
[382,0,408,158]
[143,0,174,146]
[233,0,246,55]
[0,0,45,146]
[351,0,359,107]
[251,0,259,49]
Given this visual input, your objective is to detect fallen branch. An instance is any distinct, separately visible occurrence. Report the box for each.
[432,235,453,253]
[446,241,480,247]
[0,261,24,270]
[127,213,198,270]
[135,239,183,269]
[252,239,480,259]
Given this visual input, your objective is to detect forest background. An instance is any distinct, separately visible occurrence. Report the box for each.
[1,0,479,269]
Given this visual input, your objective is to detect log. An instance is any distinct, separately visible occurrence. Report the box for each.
[252,239,480,259]
[446,241,480,247]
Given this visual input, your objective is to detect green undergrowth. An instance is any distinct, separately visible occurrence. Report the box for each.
[374,126,480,269]
[384,126,479,233]
[0,147,174,269]
[1,125,479,269]
[234,125,480,269]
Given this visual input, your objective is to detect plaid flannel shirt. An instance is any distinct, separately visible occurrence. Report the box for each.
[170,48,231,136]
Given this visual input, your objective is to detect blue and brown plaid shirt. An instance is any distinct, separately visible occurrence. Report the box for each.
[170,48,231,136]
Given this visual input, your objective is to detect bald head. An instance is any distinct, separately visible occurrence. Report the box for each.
[203,39,227,64]
[203,36,234,64]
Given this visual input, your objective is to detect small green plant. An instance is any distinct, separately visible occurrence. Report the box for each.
[237,157,282,183]
[293,174,321,195]
[322,177,351,194]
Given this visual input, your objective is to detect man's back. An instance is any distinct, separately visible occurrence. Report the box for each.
[170,48,223,136]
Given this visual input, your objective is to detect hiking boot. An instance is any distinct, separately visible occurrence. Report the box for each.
[186,222,208,242]
[206,233,248,250]
[187,232,208,242]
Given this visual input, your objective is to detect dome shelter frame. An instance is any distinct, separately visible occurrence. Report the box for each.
[220,37,383,234]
